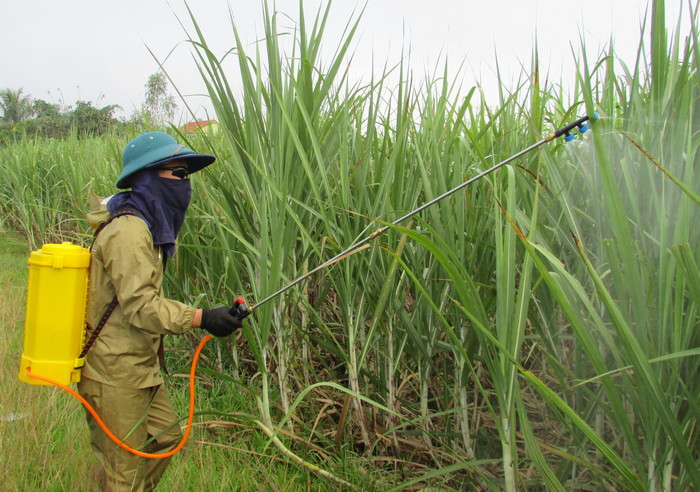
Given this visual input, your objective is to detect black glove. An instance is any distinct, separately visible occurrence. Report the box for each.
[201,306,244,337]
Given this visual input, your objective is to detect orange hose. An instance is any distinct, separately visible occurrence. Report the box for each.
[25,334,212,459]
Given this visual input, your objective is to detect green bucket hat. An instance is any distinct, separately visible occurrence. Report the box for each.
[116,131,216,189]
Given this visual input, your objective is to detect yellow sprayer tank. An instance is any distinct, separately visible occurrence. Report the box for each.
[18,242,90,385]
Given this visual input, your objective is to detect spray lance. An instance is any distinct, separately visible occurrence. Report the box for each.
[231,111,600,321]
[18,112,597,460]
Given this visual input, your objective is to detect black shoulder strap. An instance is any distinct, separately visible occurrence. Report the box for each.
[75,296,118,368]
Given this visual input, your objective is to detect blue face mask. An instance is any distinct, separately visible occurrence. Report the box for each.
[107,169,192,258]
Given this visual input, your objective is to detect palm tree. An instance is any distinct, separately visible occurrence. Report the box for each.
[0,88,34,127]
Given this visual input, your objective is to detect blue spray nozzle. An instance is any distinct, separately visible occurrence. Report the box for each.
[549,113,599,142]
[591,111,600,122]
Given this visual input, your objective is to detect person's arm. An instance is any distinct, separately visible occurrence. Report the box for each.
[100,217,195,335]
[101,217,239,336]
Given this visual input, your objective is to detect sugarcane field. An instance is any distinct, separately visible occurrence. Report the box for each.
[1,0,698,490]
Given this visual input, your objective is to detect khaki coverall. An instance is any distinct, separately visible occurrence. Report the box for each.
[77,196,196,491]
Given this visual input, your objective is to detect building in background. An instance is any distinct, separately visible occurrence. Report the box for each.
[179,120,220,134]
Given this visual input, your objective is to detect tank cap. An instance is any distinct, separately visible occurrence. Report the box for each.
[41,242,86,256]
[29,242,90,269]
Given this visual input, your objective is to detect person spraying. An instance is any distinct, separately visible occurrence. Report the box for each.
[78,131,243,491]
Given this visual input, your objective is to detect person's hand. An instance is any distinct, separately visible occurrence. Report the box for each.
[200,306,243,337]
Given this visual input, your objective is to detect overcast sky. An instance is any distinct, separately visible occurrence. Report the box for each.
[0,1,689,121]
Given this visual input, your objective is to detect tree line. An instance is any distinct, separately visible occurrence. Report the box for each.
[0,72,178,142]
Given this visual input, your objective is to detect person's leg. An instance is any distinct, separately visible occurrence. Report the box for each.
[78,377,155,491]
[143,383,182,491]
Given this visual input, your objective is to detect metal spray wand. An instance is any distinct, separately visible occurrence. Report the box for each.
[232,112,599,320]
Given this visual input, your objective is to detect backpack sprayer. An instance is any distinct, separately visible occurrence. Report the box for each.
[18,112,598,458]
[18,242,91,386]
